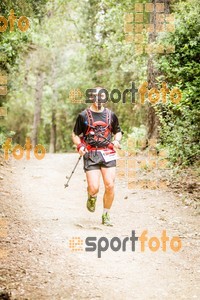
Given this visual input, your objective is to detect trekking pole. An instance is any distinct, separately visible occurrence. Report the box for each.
[64,156,82,188]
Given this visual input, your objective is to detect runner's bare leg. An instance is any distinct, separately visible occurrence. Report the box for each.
[101,167,116,209]
[86,169,101,196]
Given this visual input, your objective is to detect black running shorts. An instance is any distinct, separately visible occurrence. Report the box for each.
[83,151,116,172]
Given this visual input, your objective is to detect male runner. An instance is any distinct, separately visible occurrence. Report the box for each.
[72,87,122,226]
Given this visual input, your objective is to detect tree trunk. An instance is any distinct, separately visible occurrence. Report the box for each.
[32,72,44,147]
[49,58,57,153]
[49,109,57,153]
[147,0,170,140]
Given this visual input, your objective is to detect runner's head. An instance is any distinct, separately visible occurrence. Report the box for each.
[90,86,108,110]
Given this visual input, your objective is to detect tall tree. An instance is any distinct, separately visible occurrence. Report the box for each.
[49,55,57,153]
[32,71,44,147]
[147,0,170,140]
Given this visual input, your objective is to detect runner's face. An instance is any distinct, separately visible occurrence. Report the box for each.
[92,88,106,109]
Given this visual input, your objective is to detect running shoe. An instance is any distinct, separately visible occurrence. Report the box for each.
[102,212,113,226]
[87,195,97,212]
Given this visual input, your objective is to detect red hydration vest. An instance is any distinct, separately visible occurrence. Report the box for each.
[82,108,113,150]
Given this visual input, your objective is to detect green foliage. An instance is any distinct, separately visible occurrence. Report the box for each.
[1,0,199,166]
[0,0,48,142]
[155,0,200,165]
[125,125,147,151]
[75,0,149,137]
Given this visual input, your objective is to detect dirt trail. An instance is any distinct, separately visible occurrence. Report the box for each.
[0,153,199,299]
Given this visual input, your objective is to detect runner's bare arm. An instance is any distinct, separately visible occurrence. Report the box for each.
[71,132,88,156]
[112,132,122,148]
[72,132,81,145]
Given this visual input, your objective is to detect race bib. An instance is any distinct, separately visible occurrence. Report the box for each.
[99,150,119,162]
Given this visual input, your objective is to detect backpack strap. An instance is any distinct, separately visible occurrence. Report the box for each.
[85,108,112,135]
[106,108,112,128]
[85,108,94,135]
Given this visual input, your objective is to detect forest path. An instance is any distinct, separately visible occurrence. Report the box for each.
[0,153,199,299]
